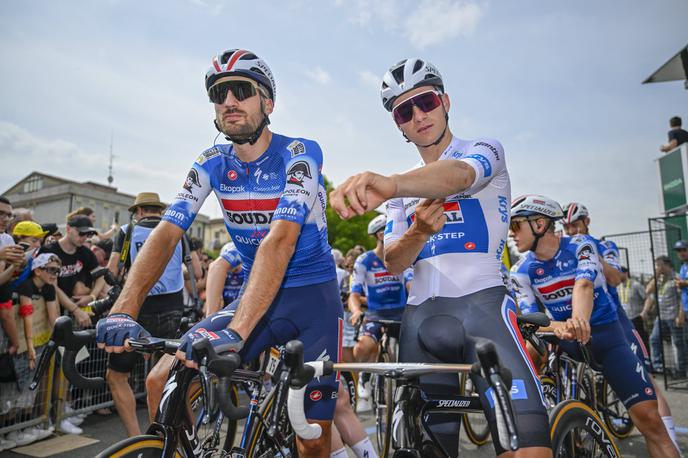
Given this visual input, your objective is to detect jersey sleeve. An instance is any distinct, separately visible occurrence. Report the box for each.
[220,243,242,268]
[112,227,126,254]
[573,237,600,283]
[457,138,506,194]
[162,151,216,231]
[403,268,414,284]
[273,140,322,226]
[43,284,56,302]
[350,254,366,295]
[509,265,539,315]
[384,198,408,246]
[600,240,622,271]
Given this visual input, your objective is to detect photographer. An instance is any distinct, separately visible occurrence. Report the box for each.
[105,192,195,437]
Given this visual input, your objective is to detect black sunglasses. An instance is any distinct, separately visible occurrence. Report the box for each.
[41,267,61,275]
[208,80,259,104]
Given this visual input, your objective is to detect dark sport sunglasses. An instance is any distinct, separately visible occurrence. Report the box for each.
[392,90,443,125]
[208,80,260,104]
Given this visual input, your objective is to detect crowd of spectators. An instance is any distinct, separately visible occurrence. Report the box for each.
[0,194,215,450]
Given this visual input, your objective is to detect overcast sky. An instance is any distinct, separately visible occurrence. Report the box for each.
[1,0,686,237]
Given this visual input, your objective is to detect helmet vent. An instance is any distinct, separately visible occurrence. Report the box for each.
[413,60,423,73]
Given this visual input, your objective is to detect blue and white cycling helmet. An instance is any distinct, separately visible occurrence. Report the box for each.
[381,58,444,111]
[562,202,589,225]
[205,49,276,102]
[367,214,387,235]
[511,195,564,220]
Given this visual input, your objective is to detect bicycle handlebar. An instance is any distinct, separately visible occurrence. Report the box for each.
[191,338,248,421]
[31,316,104,391]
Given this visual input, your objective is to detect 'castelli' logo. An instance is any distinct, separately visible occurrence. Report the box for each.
[227,170,238,181]
[536,268,545,276]
[309,390,322,401]
[464,242,476,250]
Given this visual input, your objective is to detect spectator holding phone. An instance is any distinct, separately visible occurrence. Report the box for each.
[0,196,23,356]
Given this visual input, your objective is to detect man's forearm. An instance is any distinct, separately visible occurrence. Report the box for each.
[56,287,78,313]
[601,261,622,287]
[384,228,427,274]
[572,281,594,321]
[0,309,20,347]
[393,160,475,199]
[111,222,182,318]
[230,236,294,339]
[204,261,228,316]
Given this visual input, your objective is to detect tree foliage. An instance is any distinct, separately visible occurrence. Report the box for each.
[323,175,380,253]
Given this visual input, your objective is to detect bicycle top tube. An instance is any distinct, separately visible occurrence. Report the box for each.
[331,362,473,378]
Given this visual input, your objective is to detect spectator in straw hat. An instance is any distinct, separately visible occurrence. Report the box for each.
[105,192,200,437]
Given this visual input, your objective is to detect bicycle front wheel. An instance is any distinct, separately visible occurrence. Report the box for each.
[372,352,394,457]
[599,378,633,439]
[550,400,621,458]
[96,435,184,458]
[246,388,299,458]
[460,373,490,447]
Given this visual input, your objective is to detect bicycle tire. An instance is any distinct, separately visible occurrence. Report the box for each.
[96,435,184,458]
[459,373,490,447]
[599,378,633,439]
[246,387,299,458]
[372,351,394,457]
[187,377,240,453]
[549,400,621,458]
[540,375,559,411]
[340,370,357,409]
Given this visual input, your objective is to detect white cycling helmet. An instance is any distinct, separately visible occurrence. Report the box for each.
[367,214,387,235]
[381,58,444,111]
[205,49,276,102]
[511,195,564,220]
[562,202,589,224]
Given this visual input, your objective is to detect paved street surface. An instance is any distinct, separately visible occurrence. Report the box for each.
[4,376,688,457]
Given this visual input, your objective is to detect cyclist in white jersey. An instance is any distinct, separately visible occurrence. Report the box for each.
[331,58,551,458]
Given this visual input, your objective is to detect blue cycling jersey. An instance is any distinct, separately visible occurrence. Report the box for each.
[680,263,688,312]
[163,134,335,287]
[350,250,412,316]
[219,242,244,304]
[510,235,617,326]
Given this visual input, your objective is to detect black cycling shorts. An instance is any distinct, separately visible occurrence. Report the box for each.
[399,286,551,456]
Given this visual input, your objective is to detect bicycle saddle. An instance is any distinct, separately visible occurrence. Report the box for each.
[417,314,466,363]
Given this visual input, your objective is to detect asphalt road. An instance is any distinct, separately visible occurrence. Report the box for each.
[4,377,688,457]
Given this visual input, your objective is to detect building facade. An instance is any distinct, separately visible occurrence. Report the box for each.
[3,171,209,244]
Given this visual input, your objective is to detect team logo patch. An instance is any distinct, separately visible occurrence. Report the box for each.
[196,148,220,165]
[184,169,201,192]
[287,161,312,187]
[287,140,306,157]
[645,387,653,396]
[227,170,238,181]
[464,242,476,250]
[309,390,322,401]
[536,268,545,276]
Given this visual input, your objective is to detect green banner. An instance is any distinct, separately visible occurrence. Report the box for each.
[659,147,686,212]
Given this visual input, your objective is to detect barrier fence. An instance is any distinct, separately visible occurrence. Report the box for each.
[604,216,688,391]
[0,315,148,439]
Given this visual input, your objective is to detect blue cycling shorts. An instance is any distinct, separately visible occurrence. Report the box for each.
[190,279,343,420]
[617,306,652,373]
[559,319,656,409]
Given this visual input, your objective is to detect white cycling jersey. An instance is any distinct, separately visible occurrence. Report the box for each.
[384,136,510,305]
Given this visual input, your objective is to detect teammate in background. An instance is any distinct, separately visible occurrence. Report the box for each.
[562,202,681,453]
[510,195,679,457]
[96,49,341,457]
[204,241,243,316]
[331,58,551,457]
[349,214,411,413]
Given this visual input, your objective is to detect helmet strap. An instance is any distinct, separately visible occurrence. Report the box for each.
[214,97,271,146]
[528,218,552,252]
[403,112,450,148]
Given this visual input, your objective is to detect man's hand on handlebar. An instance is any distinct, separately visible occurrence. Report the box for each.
[552,317,591,344]
[175,327,243,369]
[96,313,149,352]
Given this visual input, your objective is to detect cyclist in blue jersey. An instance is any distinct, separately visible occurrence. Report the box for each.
[674,240,688,316]
[331,58,551,458]
[510,195,679,457]
[349,214,411,413]
[562,201,680,453]
[204,241,244,316]
[95,49,341,456]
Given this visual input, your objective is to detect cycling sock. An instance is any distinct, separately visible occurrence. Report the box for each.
[351,437,378,458]
[330,447,348,458]
[662,416,680,454]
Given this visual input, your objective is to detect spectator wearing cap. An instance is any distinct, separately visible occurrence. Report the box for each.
[617,267,650,351]
[660,116,688,153]
[39,215,103,328]
[105,192,200,437]
[0,253,61,446]
[643,256,686,377]
[67,207,119,240]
